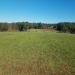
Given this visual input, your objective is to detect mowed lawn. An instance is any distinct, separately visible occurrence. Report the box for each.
[0,32,75,75]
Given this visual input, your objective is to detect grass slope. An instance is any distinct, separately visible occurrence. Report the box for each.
[0,32,75,75]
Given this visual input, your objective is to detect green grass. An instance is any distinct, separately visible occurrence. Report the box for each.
[0,32,75,75]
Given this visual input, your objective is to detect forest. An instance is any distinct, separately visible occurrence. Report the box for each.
[0,22,75,33]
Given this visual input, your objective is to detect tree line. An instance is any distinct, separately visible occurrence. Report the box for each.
[0,22,75,33]
[0,22,52,31]
[56,22,75,33]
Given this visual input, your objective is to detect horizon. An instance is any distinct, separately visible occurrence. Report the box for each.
[0,21,75,24]
[0,0,75,23]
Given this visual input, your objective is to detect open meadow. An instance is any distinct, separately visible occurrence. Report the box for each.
[0,31,75,75]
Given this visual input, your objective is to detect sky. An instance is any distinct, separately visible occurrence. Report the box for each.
[0,0,75,23]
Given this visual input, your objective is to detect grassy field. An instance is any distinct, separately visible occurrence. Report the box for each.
[0,31,75,75]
